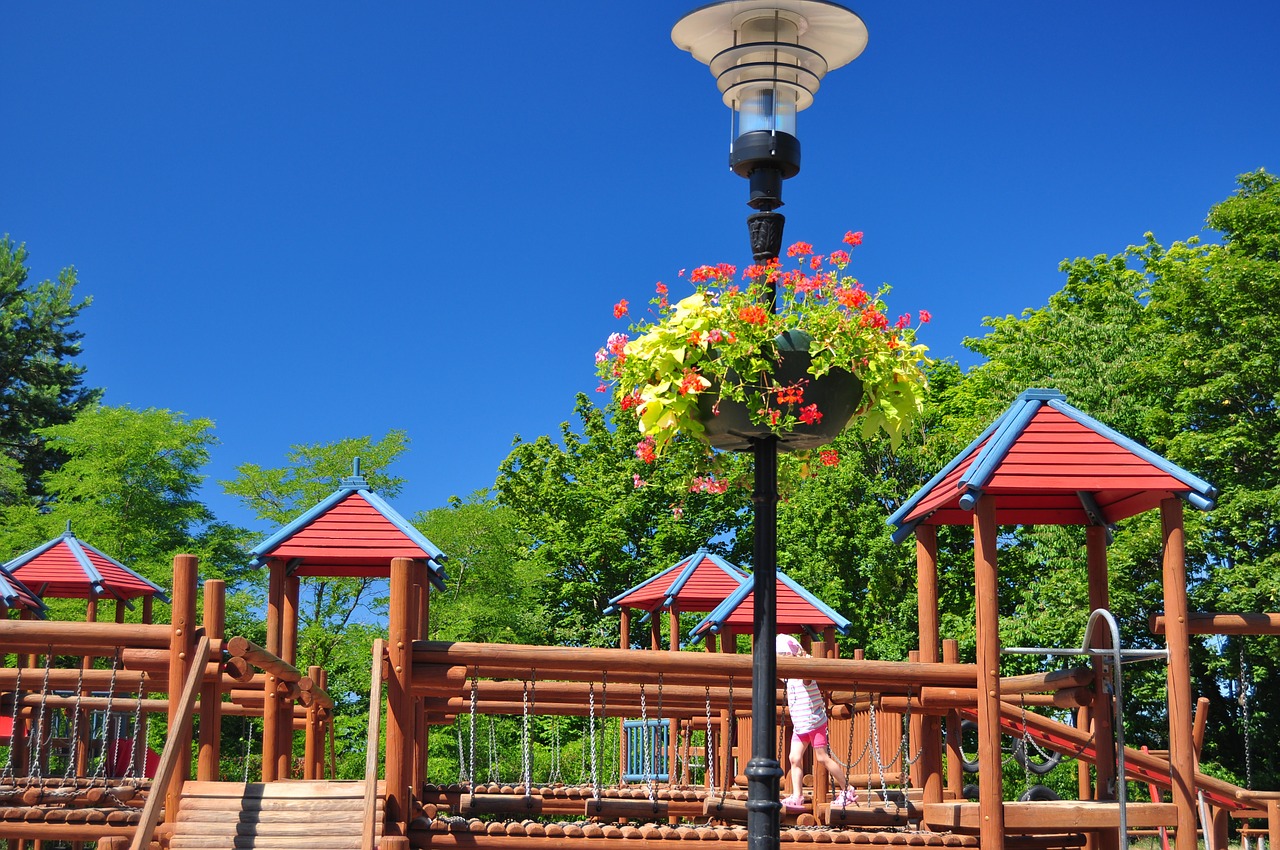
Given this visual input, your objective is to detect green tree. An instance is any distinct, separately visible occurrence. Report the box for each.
[0,405,249,594]
[0,237,100,497]
[494,394,752,647]
[416,493,549,644]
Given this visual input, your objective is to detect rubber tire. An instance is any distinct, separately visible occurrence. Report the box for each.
[1012,737,1064,776]
[961,783,980,801]
[958,719,981,773]
[1018,784,1061,802]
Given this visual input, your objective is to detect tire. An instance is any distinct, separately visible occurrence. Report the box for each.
[961,783,979,801]
[1018,784,1061,802]
[1012,736,1063,776]
[958,719,981,773]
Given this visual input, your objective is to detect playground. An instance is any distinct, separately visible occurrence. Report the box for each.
[0,388,1276,850]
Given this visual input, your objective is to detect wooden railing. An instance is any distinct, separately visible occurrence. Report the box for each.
[128,634,211,850]
[363,638,387,850]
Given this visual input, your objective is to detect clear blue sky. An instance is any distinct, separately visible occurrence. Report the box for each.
[5,2,1278,536]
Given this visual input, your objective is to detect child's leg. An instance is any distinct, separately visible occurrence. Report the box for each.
[787,735,808,799]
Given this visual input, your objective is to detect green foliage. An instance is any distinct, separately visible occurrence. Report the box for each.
[0,405,251,595]
[494,394,751,648]
[415,493,549,644]
[0,237,101,498]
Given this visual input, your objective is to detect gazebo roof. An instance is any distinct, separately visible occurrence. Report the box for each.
[250,462,447,587]
[603,548,749,616]
[689,570,852,641]
[0,565,44,614]
[3,527,169,603]
[888,388,1218,543]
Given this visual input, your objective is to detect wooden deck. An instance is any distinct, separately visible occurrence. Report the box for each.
[169,780,383,850]
[922,801,1178,834]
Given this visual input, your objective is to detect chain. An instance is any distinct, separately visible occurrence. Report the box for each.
[1020,701,1033,792]
[1241,643,1253,790]
[548,716,562,785]
[704,686,715,794]
[242,719,255,784]
[28,649,55,779]
[640,683,655,802]
[468,667,478,796]
[486,717,500,784]
[588,682,599,798]
[721,677,733,804]
[867,699,889,803]
[521,677,532,794]
[61,664,88,782]
[124,673,146,781]
[90,652,122,784]
[0,663,21,782]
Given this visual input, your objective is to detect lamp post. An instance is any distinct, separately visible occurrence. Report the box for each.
[672,4,867,849]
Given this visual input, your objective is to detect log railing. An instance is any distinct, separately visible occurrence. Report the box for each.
[363,639,387,850]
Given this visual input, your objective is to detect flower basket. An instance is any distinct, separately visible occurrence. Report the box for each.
[697,330,863,451]
[596,231,930,470]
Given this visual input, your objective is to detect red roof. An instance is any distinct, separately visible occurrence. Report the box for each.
[703,579,847,632]
[609,550,747,614]
[253,488,445,580]
[5,533,165,601]
[890,390,1217,537]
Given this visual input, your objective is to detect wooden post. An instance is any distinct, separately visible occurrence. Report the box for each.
[669,606,680,793]
[167,553,198,823]
[1086,526,1117,809]
[413,561,430,798]
[198,580,226,780]
[305,664,322,779]
[385,557,415,837]
[1161,498,1197,848]
[620,608,630,649]
[916,526,944,804]
[973,495,1005,850]
[277,571,300,779]
[943,639,962,798]
[908,649,923,789]
[719,629,736,793]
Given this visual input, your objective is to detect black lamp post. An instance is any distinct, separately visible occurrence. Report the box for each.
[671,4,867,850]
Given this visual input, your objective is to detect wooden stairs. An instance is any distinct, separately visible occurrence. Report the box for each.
[169,780,384,850]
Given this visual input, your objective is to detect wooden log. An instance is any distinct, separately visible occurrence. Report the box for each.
[823,803,915,827]
[457,794,546,817]
[583,796,669,820]
[413,641,979,689]
[923,800,1178,833]
[225,636,302,683]
[703,796,750,822]
[0,619,172,651]
[1150,612,1280,636]
[1001,666,1093,694]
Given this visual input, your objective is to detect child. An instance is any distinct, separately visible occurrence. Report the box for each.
[776,634,856,811]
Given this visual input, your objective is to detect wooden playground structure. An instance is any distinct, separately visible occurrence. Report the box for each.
[2,389,1280,850]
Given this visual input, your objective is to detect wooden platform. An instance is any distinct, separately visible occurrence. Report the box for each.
[169,780,383,850]
[922,801,1178,834]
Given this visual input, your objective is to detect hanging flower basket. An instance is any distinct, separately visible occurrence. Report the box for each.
[696,330,863,452]
[596,232,930,467]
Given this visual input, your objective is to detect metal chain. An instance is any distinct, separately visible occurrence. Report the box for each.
[468,667,478,795]
[90,652,122,784]
[704,686,715,794]
[1240,643,1253,790]
[867,699,889,803]
[0,663,21,782]
[521,677,532,794]
[720,677,733,804]
[486,717,500,784]
[455,718,467,784]
[548,716,562,785]
[640,683,655,802]
[1020,701,1033,792]
[124,673,146,781]
[60,664,88,784]
[28,650,55,779]
[588,682,599,798]
[242,719,255,784]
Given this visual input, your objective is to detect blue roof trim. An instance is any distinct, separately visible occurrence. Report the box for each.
[76,536,170,602]
[64,536,107,595]
[1046,398,1218,508]
[664,550,748,607]
[2,536,64,571]
[0,566,46,614]
[776,572,852,633]
[360,489,448,590]
[687,570,851,641]
[250,486,354,561]
[887,410,1009,544]
[605,554,694,610]
[956,395,1046,512]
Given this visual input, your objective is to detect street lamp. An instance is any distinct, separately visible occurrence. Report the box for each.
[672,4,867,850]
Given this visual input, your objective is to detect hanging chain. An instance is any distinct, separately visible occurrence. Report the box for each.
[720,677,734,804]
[704,685,715,794]
[1240,642,1253,790]
[0,663,21,782]
[548,716,562,785]
[1020,700,1033,792]
[61,664,88,782]
[468,667,478,796]
[242,719,255,784]
[640,683,655,802]
[29,649,55,779]
[867,698,889,803]
[588,682,599,798]
[125,673,146,781]
[90,652,122,784]
[521,677,532,794]
[486,717,500,784]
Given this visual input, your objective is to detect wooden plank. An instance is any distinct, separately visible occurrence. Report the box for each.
[181,780,365,800]
[363,639,386,850]
[177,810,364,823]
[922,801,1179,833]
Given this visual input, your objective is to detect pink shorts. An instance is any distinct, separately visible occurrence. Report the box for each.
[792,723,830,749]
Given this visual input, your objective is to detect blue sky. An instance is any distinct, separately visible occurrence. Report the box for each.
[5,2,1278,536]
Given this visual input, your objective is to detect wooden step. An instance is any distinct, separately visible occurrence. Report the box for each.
[169,780,381,850]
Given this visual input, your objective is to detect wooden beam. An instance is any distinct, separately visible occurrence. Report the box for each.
[1150,612,1280,635]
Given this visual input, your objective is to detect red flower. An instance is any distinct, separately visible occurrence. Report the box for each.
[836,285,869,310]
[775,383,805,405]
[799,404,823,425]
[819,449,840,467]
[895,313,911,329]
[842,231,864,247]
[655,282,668,296]
[620,392,642,411]
[859,307,889,330]
[613,299,629,319]
[786,241,814,257]
[687,330,702,345]
[809,255,824,271]
[738,305,769,325]
[678,368,706,395]
[635,438,656,464]
[919,309,932,323]
[689,265,717,283]
[829,249,850,267]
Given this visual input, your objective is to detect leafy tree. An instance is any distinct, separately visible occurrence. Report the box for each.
[494,394,752,648]
[416,493,549,644]
[0,237,100,497]
[0,405,250,594]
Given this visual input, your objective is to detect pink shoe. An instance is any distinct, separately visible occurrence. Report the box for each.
[781,794,806,812]
[832,789,858,807]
